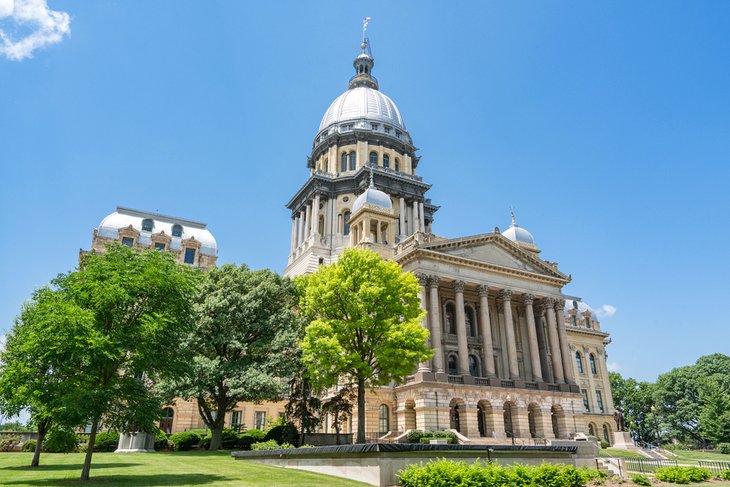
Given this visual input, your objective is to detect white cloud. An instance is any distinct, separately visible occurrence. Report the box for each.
[607,362,621,372]
[595,304,617,318]
[0,0,70,61]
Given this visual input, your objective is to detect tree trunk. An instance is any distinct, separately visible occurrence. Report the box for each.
[31,420,48,468]
[209,411,227,451]
[356,376,366,444]
[80,419,99,481]
[334,420,341,445]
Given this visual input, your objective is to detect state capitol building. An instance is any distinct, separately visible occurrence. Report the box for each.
[87,37,616,445]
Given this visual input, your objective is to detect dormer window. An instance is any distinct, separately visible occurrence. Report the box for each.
[121,237,134,247]
[184,248,196,265]
[142,219,154,232]
[154,243,166,251]
[172,224,183,237]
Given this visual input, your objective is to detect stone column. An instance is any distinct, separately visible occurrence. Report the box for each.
[454,280,469,375]
[545,298,565,384]
[477,285,496,378]
[599,347,615,411]
[399,197,406,240]
[297,209,305,247]
[305,203,313,240]
[487,406,506,439]
[290,217,297,253]
[499,290,519,380]
[412,202,420,233]
[416,274,430,372]
[312,194,320,238]
[554,299,575,385]
[419,201,426,231]
[428,276,444,373]
[522,294,543,382]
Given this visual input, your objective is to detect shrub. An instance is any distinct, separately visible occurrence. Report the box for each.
[244,428,265,441]
[251,439,295,451]
[43,428,78,453]
[154,430,169,451]
[0,436,21,451]
[264,422,299,446]
[655,466,712,484]
[718,470,730,481]
[600,440,610,449]
[631,473,652,486]
[93,431,119,452]
[417,430,458,444]
[22,440,37,452]
[169,431,202,451]
[718,443,730,454]
[405,430,424,443]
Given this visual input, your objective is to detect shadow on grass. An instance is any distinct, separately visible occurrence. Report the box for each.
[3,473,228,486]
[2,463,143,471]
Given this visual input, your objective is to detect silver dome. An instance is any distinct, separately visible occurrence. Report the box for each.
[502,224,535,245]
[352,186,393,213]
[319,86,405,132]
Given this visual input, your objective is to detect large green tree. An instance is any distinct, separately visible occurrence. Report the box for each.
[609,372,659,444]
[9,244,198,481]
[0,289,91,467]
[298,248,432,443]
[163,264,301,451]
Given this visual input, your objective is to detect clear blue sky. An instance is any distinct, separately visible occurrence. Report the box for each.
[1,1,728,383]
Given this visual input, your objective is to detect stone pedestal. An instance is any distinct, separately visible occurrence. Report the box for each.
[115,432,155,453]
[612,431,636,450]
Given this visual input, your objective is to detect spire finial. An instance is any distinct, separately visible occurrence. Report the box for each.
[362,16,371,47]
[369,161,375,187]
[510,206,516,226]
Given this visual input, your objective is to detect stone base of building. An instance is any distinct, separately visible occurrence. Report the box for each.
[115,432,155,453]
[611,431,636,450]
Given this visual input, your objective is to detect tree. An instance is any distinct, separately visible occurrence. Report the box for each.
[45,244,197,481]
[321,385,355,445]
[284,366,321,447]
[298,248,432,443]
[0,289,91,467]
[163,264,301,451]
[609,372,658,444]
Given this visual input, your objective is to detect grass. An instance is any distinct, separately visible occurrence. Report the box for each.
[0,451,369,486]
[665,450,730,462]
[600,448,646,459]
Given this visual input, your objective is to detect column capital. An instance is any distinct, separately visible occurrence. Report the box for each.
[521,293,535,306]
[544,297,557,308]
[498,289,512,302]
[554,298,566,311]
[414,273,429,287]
[477,284,490,297]
[428,275,440,288]
[453,280,465,293]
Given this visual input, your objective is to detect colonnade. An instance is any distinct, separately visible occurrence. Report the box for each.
[415,274,576,385]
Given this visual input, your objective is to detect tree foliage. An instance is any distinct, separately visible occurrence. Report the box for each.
[609,372,659,444]
[298,248,431,443]
[162,264,301,451]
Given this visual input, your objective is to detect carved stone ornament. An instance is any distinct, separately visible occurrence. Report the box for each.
[498,289,512,302]
[476,284,490,297]
[428,275,440,288]
[554,298,566,311]
[416,273,429,287]
[522,294,535,306]
[453,280,465,293]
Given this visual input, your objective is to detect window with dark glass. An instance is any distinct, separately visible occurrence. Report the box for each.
[121,237,134,247]
[589,354,598,375]
[395,158,400,172]
[465,306,476,337]
[379,404,390,433]
[576,352,585,374]
[154,243,165,251]
[603,425,609,442]
[596,391,605,412]
[448,354,458,375]
[343,211,351,236]
[582,389,591,411]
[383,154,390,169]
[184,248,196,264]
[142,218,154,232]
[349,151,356,170]
[469,354,480,377]
[341,152,347,172]
[369,151,378,166]
[172,224,183,237]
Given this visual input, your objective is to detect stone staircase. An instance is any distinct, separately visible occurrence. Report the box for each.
[596,458,622,476]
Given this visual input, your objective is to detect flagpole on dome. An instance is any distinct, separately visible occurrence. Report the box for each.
[362,16,371,53]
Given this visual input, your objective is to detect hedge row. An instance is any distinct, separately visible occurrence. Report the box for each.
[168,425,298,451]
[654,466,713,484]
[398,460,607,487]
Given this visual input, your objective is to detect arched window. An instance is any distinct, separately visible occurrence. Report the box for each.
[588,423,596,437]
[369,151,378,166]
[447,354,458,375]
[602,424,610,443]
[349,151,356,170]
[445,303,456,334]
[343,211,351,236]
[142,218,154,232]
[395,158,400,172]
[172,224,183,237]
[469,354,480,377]
[589,353,598,375]
[575,352,585,374]
[379,404,390,433]
[323,158,328,172]
[341,152,348,172]
[465,306,476,337]
[383,154,390,169]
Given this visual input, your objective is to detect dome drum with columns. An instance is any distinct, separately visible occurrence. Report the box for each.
[284,34,616,446]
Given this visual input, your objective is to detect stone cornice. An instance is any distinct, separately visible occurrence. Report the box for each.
[565,325,610,339]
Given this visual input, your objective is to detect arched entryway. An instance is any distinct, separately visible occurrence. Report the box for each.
[449,398,465,433]
[503,400,518,438]
[551,404,566,439]
[477,400,494,438]
[528,403,541,438]
[159,407,174,434]
[602,423,612,445]
[588,422,597,438]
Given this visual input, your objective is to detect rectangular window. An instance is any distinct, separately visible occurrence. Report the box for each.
[582,390,591,412]
[121,237,134,247]
[184,248,196,264]
[254,411,266,430]
[154,243,166,251]
[596,391,605,413]
[231,410,242,430]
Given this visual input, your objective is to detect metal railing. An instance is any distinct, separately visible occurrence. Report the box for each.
[624,458,678,474]
[698,460,730,473]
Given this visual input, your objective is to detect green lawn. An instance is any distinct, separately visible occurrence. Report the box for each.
[0,451,369,486]
[599,448,645,459]
[665,450,730,462]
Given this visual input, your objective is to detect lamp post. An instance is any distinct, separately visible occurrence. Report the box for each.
[506,394,515,447]
[651,405,661,447]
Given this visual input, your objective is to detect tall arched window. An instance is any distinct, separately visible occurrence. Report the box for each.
[369,151,378,166]
[602,424,610,443]
[575,352,585,374]
[447,354,458,375]
[589,353,598,375]
[343,211,351,236]
[142,218,154,232]
[172,224,183,237]
[469,354,480,377]
[323,158,328,172]
[588,423,596,437]
[341,152,348,172]
[465,306,476,337]
[394,158,400,172]
[383,154,390,169]
[349,151,356,170]
[379,404,390,433]
[445,303,456,334]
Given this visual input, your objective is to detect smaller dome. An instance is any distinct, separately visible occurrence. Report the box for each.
[502,225,535,245]
[352,186,392,213]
